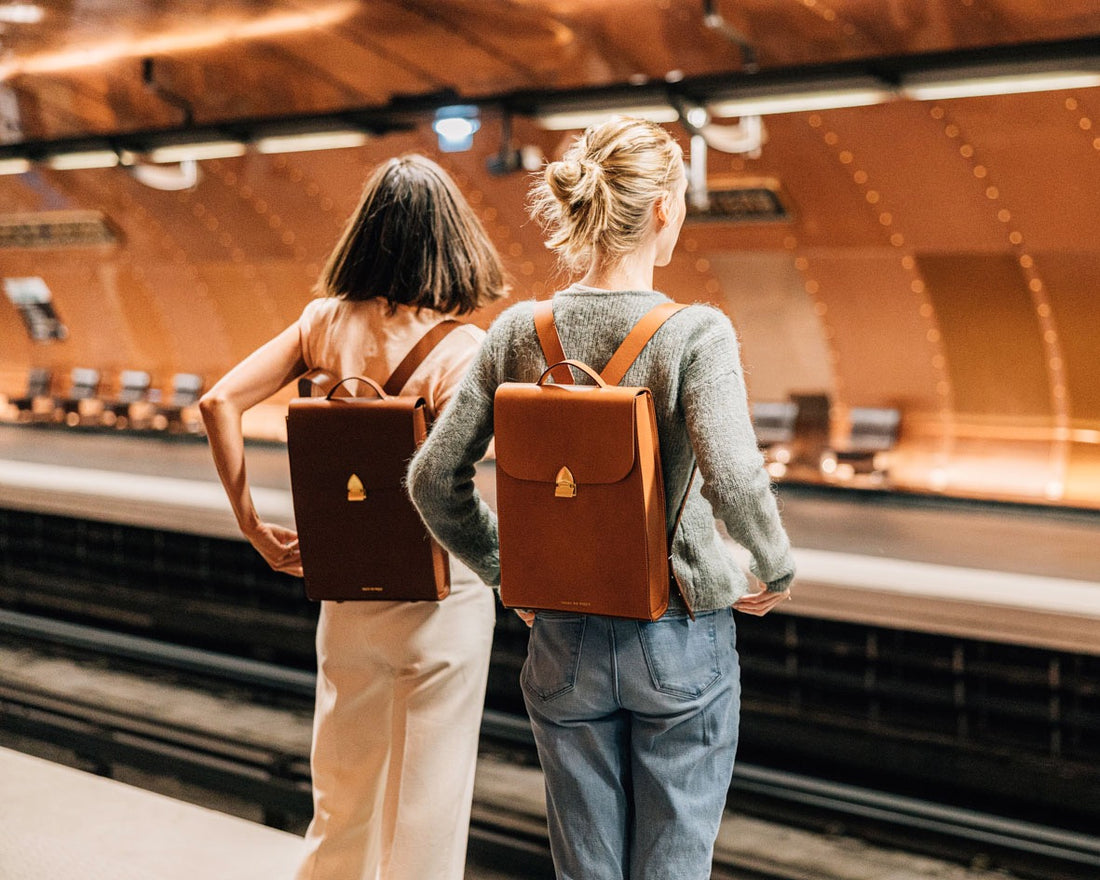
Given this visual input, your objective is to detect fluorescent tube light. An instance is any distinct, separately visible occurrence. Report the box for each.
[708,87,893,117]
[536,104,680,131]
[254,129,368,154]
[0,3,43,24]
[46,150,119,170]
[0,157,30,175]
[902,70,1100,101]
[147,140,246,163]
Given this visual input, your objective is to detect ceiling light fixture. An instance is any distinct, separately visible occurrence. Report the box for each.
[708,83,894,117]
[901,68,1100,101]
[0,157,30,175]
[535,103,680,131]
[433,105,481,152]
[147,140,246,163]
[0,3,43,25]
[254,128,369,155]
[45,150,119,170]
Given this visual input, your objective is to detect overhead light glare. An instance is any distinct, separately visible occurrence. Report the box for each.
[0,4,356,80]
[148,140,246,163]
[902,70,1100,101]
[536,104,680,131]
[708,87,894,118]
[0,157,30,175]
[0,3,43,24]
[46,150,119,170]
[254,129,368,154]
[433,105,481,152]
[685,106,709,128]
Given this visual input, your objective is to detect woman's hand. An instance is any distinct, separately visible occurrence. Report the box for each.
[514,609,536,628]
[733,588,791,617]
[245,522,303,577]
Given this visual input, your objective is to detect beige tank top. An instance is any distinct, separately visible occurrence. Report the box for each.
[297,297,485,416]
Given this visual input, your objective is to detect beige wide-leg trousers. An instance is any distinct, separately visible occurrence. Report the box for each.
[294,562,496,880]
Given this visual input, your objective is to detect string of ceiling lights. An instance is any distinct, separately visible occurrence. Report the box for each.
[0,35,1095,177]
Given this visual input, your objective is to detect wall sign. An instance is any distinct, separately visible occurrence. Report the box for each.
[0,210,117,248]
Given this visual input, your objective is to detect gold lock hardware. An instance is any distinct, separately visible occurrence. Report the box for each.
[347,474,366,502]
[554,466,576,498]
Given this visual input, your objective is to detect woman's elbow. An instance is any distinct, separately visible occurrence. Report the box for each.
[198,390,227,419]
[406,447,435,510]
[197,389,240,429]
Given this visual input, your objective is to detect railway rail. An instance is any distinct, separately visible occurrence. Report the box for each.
[1,608,1098,880]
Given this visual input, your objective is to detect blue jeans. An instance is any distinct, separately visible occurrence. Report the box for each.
[521,608,740,880]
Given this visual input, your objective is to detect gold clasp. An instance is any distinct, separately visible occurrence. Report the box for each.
[554,466,576,498]
[347,474,366,502]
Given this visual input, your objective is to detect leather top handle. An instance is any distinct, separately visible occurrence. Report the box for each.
[538,360,607,387]
[384,320,462,396]
[533,300,688,388]
[325,376,386,401]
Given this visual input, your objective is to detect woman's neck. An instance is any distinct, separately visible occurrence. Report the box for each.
[577,245,657,292]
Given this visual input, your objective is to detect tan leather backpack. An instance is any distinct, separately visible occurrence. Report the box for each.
[493,301,694,620]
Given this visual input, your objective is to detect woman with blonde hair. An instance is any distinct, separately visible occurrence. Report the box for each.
[409,118,794,879]
[200,153,506,880]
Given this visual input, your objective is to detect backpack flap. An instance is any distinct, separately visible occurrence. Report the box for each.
[494,382,641,488]
[288,395,426,491]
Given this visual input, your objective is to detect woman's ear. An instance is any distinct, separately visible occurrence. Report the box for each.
[654,197,669,228]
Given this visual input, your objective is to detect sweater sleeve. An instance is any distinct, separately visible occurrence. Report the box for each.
[680,311,795,592]
[407,337,501,586]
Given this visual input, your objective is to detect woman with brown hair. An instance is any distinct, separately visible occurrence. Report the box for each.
[409,118,794,879]
[200,154,506,880]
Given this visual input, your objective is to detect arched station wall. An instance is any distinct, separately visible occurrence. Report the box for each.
[0,2,1097,507]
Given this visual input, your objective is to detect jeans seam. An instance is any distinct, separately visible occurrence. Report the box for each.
[609,619,622,707]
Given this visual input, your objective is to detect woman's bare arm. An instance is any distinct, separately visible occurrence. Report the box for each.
[199,322,307,575]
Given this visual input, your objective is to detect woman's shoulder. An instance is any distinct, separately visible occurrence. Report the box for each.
[491,298,539,326]
[439,321,486,356]
[676,301,734,332]
[482,299,538,344]
[297,294,350,333]
[655,300,737,352]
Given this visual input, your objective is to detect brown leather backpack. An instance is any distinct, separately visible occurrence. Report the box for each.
[286,321,459,602]
[493,302,694,620]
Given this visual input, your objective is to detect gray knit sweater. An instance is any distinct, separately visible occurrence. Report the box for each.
[407,285,795,612]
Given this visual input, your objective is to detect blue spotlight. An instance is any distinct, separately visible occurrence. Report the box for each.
[433,105,481,152]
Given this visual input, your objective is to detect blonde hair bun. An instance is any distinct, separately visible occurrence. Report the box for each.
[544,157,603,205]
[529,117,683,271]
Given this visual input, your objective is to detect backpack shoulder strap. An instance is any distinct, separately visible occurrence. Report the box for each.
[533,301,575,385]
[383,320,462,396]
[601,302,688,386]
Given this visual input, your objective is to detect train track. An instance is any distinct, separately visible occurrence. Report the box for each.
[2,608,1099,880]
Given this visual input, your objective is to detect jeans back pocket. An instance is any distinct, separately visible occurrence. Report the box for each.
[521,613,587,701]
[637,610,730,699]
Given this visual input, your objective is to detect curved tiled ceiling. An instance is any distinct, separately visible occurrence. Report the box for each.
[0,0,1098,506]
[0,0,1097,141]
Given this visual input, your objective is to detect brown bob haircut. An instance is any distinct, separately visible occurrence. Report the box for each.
[316,154,507,314]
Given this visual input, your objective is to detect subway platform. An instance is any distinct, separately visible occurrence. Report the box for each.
[0,632,1038,880]
[1,746,302,880]
[1,743,1025,880]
